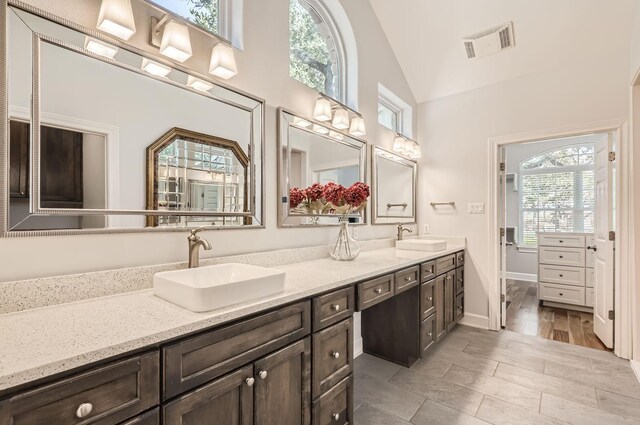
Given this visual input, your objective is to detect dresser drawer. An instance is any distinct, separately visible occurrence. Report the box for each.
[539,282,585,306]
[312,318,353,399]
[395,266,419,294]
[539,264,585,286]
[312,287,355,332]
[420,314,436,355]
[163,301,310,399]
[120,408,159,425]
[312,375,353,425]
[356,274,394,311]
[0,352,159,425]
[435,254,456,275]
[456,251,465,267]
[456,293,464,322]
[539,234,586,248]
[455,266,464,295]
[420,279,436,320]
[421,261,436,282]
[586,287,595,307]
[586,268,595,288]
[539,246,585,267]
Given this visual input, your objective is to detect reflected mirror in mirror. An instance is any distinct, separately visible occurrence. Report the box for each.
[372,146,417,225]
[4,4,264,234]
[278,109,367,227]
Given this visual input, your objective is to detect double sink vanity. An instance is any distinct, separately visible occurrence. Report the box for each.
[0,240,465,424]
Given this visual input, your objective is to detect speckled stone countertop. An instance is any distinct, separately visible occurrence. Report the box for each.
[0,244,464,392]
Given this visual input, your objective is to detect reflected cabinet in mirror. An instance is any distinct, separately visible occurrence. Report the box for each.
[371,146,417,225]
[2,1,264,235]
[278,108,367,227]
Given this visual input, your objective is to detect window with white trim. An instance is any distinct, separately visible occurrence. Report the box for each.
[378,96,401,132]
[289,0,344,101]
[519,144,595,246]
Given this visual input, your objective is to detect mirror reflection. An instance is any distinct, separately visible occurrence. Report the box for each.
[372,146,417,224]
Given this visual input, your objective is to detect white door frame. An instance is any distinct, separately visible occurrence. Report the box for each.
[487,119,632,359]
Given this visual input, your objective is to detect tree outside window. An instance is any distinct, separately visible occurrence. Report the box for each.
[152,0,220,35]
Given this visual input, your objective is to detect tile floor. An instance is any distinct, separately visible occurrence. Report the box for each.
[354,325,640,425]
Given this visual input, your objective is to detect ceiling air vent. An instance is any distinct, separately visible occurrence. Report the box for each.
[463,22,514,59]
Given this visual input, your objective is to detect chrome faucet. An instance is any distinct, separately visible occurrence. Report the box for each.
[397,224,413,241]
[188,227,212,268]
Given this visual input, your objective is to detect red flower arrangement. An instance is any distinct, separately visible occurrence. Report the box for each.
[289,181,370,217]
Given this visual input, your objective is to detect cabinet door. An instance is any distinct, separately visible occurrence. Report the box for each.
[434,275,446,341]
[9,120,29,198]
[163,365,254,425]
[445,271,456,332]
[255,338,311,425]
[40,125,84,208]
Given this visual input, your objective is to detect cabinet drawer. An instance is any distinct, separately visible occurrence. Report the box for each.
[163,301,310,399]
[539,265,585,286]
[312,318,353,399]
[586,248,595,268]
[420,279,435,320]
[421,261,436,282]
[435,254,456,275]
[312,375,353,425]
[312,287,355,332]
[539,246,585,267]
[356,274,394,311]
[0,352,159,425]
[120,409,159,425]
[456,251,465,267]
[539,282,585,306]
[539,234,586,248]
[455,266,464,295]
[456,293,464,322]
[420,314,436,355]
[586,268,594,288]
[586,288,594,307]
[395,266,419,294]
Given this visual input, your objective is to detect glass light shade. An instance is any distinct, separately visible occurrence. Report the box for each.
[331,108,350,129]
[97,0,136,40]
[349,116,366,137]
[329,130,344,140]
[411,144,422,159]
[209,43,237,79]
[312,124,329,135]
[393,136,406,153]
[313,98,332,122]
[160,20,192,63]
[141,58,171,77]
[187,76,213,92]
[84,37,118,59]
[403,139,414,155]
[293,117,312,128]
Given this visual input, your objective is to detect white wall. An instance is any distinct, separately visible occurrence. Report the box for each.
[418,50,629,323]
[1,0,417,282]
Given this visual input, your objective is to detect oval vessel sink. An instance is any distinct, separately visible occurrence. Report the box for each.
[396,239,447,252]
[154,263,285,312]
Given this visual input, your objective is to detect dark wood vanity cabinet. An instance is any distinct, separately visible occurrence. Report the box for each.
[9,121,29,198]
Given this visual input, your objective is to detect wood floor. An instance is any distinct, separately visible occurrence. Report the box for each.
[505,279,608,351]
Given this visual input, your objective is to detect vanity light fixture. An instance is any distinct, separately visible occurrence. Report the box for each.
[312,124,330,135]
[97,0,136,40]
[349,116,366,137]
[393,133,421,159]
[332,107,350,130]
[403,139,415,156]
[155,18,193,63]
[393,135,406,153]
[293,117,312,128]
[329,130,344,141]
[411,145,422,160]
[209,43,238,79]
[187,76,214,92]
[313,97,333,122]
[141,58,171,77]
[84,37,118,59]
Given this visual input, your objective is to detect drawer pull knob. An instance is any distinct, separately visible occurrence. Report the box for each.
[447,276,452,280]
[76,403,93,419]
[427,296,433,301]
[458,278,463,282]
[331,351,340,359]
[258,370,268,380]
[331,304,341,312]
[374,288,383,294]
[559,240,564,243]
[427,332,432,337]
[405,276,412,281]
[245,377,255,387]
[332,413,340,421]
[559,255,564,259]
[559,293,564,296]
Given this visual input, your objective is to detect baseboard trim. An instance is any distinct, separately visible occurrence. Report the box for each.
[458,313,489,330]
[354,337,363,358]
[506,272,537,282]
[631,360,640,384]
[542,300,593,313]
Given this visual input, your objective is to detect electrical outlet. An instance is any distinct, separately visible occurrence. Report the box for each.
[423,224,430,234]
[468,202,485,214]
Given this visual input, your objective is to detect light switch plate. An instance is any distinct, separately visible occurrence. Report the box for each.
[423,224,430,234]
[468,203,485,214]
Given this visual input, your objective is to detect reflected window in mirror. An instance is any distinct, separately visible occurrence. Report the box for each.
[149,0,224,38]
[371,146,417,225]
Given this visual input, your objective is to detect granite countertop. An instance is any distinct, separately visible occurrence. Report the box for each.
[0,245,464,392]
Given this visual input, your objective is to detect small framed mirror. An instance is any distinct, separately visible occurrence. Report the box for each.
[278,108,367,227]
[371,146,417,224]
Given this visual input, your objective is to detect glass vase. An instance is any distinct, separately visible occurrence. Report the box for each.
[329,216,361,261]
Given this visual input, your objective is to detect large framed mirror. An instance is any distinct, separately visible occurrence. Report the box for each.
[278,108,367,227]
[1,1,264,235]
[371,146,417,225]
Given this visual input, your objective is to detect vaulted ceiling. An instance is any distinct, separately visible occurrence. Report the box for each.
[368,0,638,103]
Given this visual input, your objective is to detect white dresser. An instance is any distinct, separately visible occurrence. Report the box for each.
[537,232,595,310]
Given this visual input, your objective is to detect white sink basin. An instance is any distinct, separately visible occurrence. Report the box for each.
[153,263,285,312]
[396,239,447,252]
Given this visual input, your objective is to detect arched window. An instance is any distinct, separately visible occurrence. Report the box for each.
[519,144,595,246]
[289,0,344,101]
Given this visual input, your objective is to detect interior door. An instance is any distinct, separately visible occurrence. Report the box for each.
[499,146,508,328]
[593,133,614,348]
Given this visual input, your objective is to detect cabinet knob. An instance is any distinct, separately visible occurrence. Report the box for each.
[374,288,382,294]
[331,304,341,312]
[258,370,268,380]
[559,255,564,259]
[559,240,564,243]
[458,278,463,282]
[20,191,25,196]
[76,403,93,419]
[405,276,412,281]
[559,274,564,278]
[427,332,432,337]
[331,351,340,359]
[559,293,564,296]
[427,296,433,301]
[332,413,340,421]
[245,377,255,387]
[447,276,452,280]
